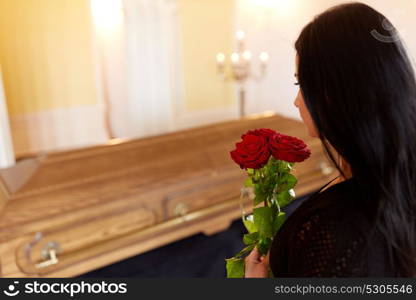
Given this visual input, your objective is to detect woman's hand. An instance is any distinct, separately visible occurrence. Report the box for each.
[244,246,270,278]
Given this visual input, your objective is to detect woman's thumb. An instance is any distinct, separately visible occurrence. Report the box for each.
[247,246,262,263]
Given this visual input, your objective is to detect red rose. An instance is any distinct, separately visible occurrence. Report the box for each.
[269,133,311,163]
[230,133,271,169]
[242,128,276,141]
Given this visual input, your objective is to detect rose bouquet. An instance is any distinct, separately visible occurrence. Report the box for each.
[226,128,311,278]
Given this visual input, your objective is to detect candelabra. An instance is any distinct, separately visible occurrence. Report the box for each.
[216,30,269,118]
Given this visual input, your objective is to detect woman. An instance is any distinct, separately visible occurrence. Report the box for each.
[245,2,416,277]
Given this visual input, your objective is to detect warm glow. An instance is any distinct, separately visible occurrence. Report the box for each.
[216,53,226,64]
[231,53,240,64]
[91,0,123,33]
[107,138,129,145]
[242,50,252,61]
[236,30,246,41]
[247,0,295,15]
[247,110,276,119]
[259,52,269,63]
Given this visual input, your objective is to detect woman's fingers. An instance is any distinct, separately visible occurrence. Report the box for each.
[244,247,271,278]
[260,251,270,264]
[246,247,268,264]
[246,247,260,263]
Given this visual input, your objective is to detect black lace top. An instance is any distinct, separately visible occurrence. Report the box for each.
[269,177,396,277]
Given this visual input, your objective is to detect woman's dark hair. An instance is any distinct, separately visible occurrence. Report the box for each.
[295,2,416,276]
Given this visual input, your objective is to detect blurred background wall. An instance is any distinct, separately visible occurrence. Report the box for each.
[0,0,107,156]
[236,0,416,119]
[0,0,415,159]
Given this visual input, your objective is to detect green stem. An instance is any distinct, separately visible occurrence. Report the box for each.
[273,164,282,213]
[272,184,281,213]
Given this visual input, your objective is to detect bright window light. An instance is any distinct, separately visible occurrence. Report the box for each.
[91,0,123,32]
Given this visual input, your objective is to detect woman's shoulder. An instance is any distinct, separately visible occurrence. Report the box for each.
[286,177,359,223]
[270,177,393,277]
[281,177,371,246]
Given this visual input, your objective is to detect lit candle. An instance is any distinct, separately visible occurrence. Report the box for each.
[236,30,245,41]
[242,50,252,61]
[231,53,240,64]
[216,53,225,66]
[259,52,269,64]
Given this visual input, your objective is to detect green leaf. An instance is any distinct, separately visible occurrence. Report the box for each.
[276,190,294,208]
[253,169,260,181]
[270,202,278,218]
[274,160,288,172]
[243,232,259,245]
[279,173,298,191]
[253,206,273,238]
[226,258,245,278]
[253,189,266,206]
[272,212,286,236]
[242,217,257,234]
[244,177,254,187]
[247,168,255,176]
[257,237,272,256]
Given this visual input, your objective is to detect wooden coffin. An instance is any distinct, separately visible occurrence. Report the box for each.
[0,113,338,277]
